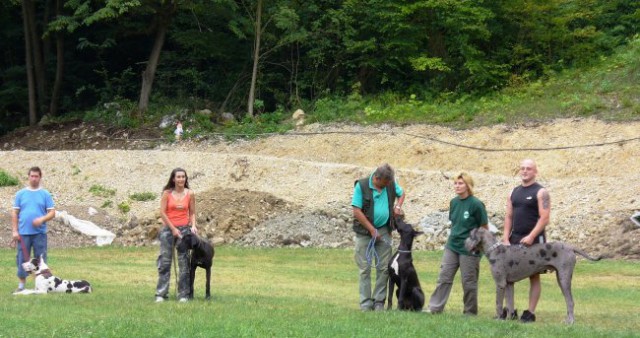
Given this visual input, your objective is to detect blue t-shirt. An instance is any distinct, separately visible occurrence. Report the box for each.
[13,188,55,235]
[351,175,403,228]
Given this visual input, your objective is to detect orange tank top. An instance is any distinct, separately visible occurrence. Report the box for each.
[165,189,191,226]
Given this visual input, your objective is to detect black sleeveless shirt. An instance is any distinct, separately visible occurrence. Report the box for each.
[510,182,544,237]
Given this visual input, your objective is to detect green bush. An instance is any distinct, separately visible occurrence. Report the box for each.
[0,170,19,187]
[129,192,157,202]
[89,184,116,197]
[118,201,130,213]
[224,110,293,140]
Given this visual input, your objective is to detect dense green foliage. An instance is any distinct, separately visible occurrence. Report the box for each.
[0,169,20,187]
[129,192,157,202]
[311,35,640,126]
[1,247,639,337]
[0,0,638,135]
[88,184,116,197]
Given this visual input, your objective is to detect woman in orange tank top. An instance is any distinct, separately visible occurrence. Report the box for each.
[155,168,197,302]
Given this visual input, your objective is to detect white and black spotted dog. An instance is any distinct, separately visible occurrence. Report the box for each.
[20,255,92,294]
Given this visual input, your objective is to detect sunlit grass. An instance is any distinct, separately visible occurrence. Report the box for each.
[1,246,638,337]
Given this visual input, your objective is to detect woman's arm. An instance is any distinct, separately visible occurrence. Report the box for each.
[189,190,197,234]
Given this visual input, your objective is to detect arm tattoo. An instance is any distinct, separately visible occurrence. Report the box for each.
[542,190,550,210]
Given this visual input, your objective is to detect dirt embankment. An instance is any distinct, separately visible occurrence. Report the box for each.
[0,118,639,259]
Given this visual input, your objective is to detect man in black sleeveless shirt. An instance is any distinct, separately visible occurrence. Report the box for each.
[502,159,551,322]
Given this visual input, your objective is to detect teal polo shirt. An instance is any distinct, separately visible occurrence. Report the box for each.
[351,175,404,228]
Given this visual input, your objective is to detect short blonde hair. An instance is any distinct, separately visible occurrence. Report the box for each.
[456,172,474,196]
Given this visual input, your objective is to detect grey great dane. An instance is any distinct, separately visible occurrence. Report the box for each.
[464,227,601,324]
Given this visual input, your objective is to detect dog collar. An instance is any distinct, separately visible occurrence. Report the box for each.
[397,250,412,254]
[486,242,502,253]
[36,269,53,278]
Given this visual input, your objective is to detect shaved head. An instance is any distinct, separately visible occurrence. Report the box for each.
[521,159,537,170]
[519,158,538,185]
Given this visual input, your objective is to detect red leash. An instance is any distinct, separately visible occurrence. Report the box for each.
[18,236,30,262]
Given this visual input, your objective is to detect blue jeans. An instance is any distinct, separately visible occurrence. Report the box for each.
[16,233,48,279]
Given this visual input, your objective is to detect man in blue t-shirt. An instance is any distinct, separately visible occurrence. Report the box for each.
[11,167,55,293]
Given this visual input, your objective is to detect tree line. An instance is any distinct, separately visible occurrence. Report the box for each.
[0,0,638,134]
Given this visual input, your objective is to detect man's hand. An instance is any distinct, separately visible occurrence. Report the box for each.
[12,230,20,241]
[32,217,43,227]
[519,235,534,246]
[393,206,403,217]
[369,228,382,241]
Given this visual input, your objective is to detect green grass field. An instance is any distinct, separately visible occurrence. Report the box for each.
[1,246,638,337]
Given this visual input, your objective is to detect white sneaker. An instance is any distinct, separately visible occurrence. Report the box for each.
[178,298,188,303]
[155,296,164,303]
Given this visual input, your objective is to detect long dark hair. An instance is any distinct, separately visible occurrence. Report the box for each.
[163,168,190,191]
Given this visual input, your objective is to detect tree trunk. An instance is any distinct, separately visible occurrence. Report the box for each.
[49,31,64,116]
[22,0,37,125]
[25,0,47,117]
[137,21,169,117]
[247,0,262,118]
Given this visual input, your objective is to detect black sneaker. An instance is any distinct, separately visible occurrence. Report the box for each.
[520,310,536,323]
[499,307,518,320]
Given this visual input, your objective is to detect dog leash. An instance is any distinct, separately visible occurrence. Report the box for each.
[365,229,393,268]
[172,245,178,299]
[18,236,30,262]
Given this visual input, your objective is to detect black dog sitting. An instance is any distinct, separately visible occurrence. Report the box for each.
[180,232,214,300]
[387,218,425,311]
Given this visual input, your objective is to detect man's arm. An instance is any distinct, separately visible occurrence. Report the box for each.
[32,209,55,226]
[353,207,380,240]
[394,193,405,216]
[521,188,550,245]
[11,208,19,240]
[503,193,513,244]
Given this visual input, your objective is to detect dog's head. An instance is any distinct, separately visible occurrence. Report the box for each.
[464,227,485,254]
[179,232,200,251]
[396,218,423,249]
[22,257,39,274]
[22,255,48,274]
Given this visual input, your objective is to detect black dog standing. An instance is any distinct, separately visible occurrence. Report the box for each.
[179,233,214,300]
[387,217,425,311]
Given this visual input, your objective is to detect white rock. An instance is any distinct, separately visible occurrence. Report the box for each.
[292,109,305,120]
[88,207,98,216]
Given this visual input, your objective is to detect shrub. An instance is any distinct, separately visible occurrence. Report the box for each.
[71,165,81,176]
[0,170,19,187]
[89,184,116,197]
[118,201,130,213]
[130,192,157,202]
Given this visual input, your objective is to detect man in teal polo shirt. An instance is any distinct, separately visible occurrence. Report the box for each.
[352,163,405,311]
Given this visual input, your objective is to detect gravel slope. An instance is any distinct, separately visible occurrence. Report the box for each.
[1,118,638,258]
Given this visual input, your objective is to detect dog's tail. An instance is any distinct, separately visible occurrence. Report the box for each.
[573,248,603,261]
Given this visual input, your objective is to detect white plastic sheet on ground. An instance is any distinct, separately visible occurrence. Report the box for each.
[631,211,640,227]
[488,221,499,234]
[55,210,116,246]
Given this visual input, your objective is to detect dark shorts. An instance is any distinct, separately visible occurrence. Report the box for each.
[509,232,546,245]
